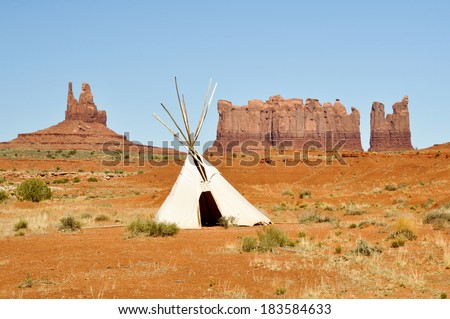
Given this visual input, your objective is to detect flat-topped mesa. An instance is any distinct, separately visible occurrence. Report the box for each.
[213,95,363,152]
[65,82,107,125]
[369,96,413,151]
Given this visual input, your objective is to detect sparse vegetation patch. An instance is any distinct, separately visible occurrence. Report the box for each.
[423,206,450,229]
[240,227,295,253]
[299,189,312,199]
[13,219,28,231]
[127,219,179,237]
[298,212,332,224]
[0,190,8,202]
[59,216,81,232]
[217,216,237,229]
[384,184,398,191]
[95,214,110,222]
[352,239,382,256]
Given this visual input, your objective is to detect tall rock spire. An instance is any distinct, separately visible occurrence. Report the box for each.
[65,82,107,125]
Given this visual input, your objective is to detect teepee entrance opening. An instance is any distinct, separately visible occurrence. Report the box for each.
[199,191,222,226]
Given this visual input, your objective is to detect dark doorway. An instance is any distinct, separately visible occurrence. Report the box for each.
[199,191,222,226]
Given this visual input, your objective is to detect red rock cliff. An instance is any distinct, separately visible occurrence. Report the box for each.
[369,96,413,151]
[212,95,363,151]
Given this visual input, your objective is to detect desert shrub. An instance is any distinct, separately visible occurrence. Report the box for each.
[240,227,295,253]
[398,183,408,189]
[53,178,69,184]
[87,177,98,182]
[299,189,311,199]
[387,218,417,241]
[384,184,398,191]
[127,219,179,237]
[257,227,295,252]
[352,239,382,256]
[335,246,342,254]
[81,213,92,219]
[0,190,8,202]
[18,273,33,288]
[345,204,367,216]
[0,176,5,184]
[423,206,450,229]
[95,214,110,222]
[372,187,382,194]
[387,229,417,241]
[13,219,28,231]
[16,179,52,202]
[391,238,406,248]
[73,177,81,183]
[349,223,357,229]
[241,236,258,252]
[423,198,434,209]
[59,216,81,232]
[298,212,332,224]
[272,203,287,212]
[358,220,386,228]
[282,190,294,197]
[217,216,237,229]
[275,287,287,296]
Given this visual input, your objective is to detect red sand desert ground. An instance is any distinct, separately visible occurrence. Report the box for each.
[0,146,449,298]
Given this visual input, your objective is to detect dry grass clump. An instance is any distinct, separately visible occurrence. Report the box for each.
[423,205,450,229]
[387,218,417,247]
[0,190,8,202]
[384,184,398,191]
[298,212,333,224]
[59,216,81,232]
[344,203,368,216]
[13,219,28,231]
[299,189,311,199]
[352,239,382,256]
[240,226,295,252]
[217,216,237,229]
[127,219,179,237]
[94,214,110,222]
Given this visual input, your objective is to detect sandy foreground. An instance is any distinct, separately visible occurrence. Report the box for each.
[0,146,449,298]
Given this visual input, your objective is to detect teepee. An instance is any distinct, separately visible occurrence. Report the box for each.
[152,78,272,229]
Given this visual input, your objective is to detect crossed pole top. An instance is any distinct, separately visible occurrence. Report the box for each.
[152,77,218,179]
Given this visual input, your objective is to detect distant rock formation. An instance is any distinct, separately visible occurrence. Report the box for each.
[369,96,413,151]
[212,95,363,151]
[65,82,107,125]
[0,82,139,151]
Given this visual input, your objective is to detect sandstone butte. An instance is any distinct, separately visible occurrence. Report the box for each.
[369,95,413,152]
[210,95,363,152]
[0,82,139,151]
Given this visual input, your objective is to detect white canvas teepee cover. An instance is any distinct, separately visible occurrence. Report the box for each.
[154,154,271,229]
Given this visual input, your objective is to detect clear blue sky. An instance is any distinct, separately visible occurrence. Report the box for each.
[1,0,449,150]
